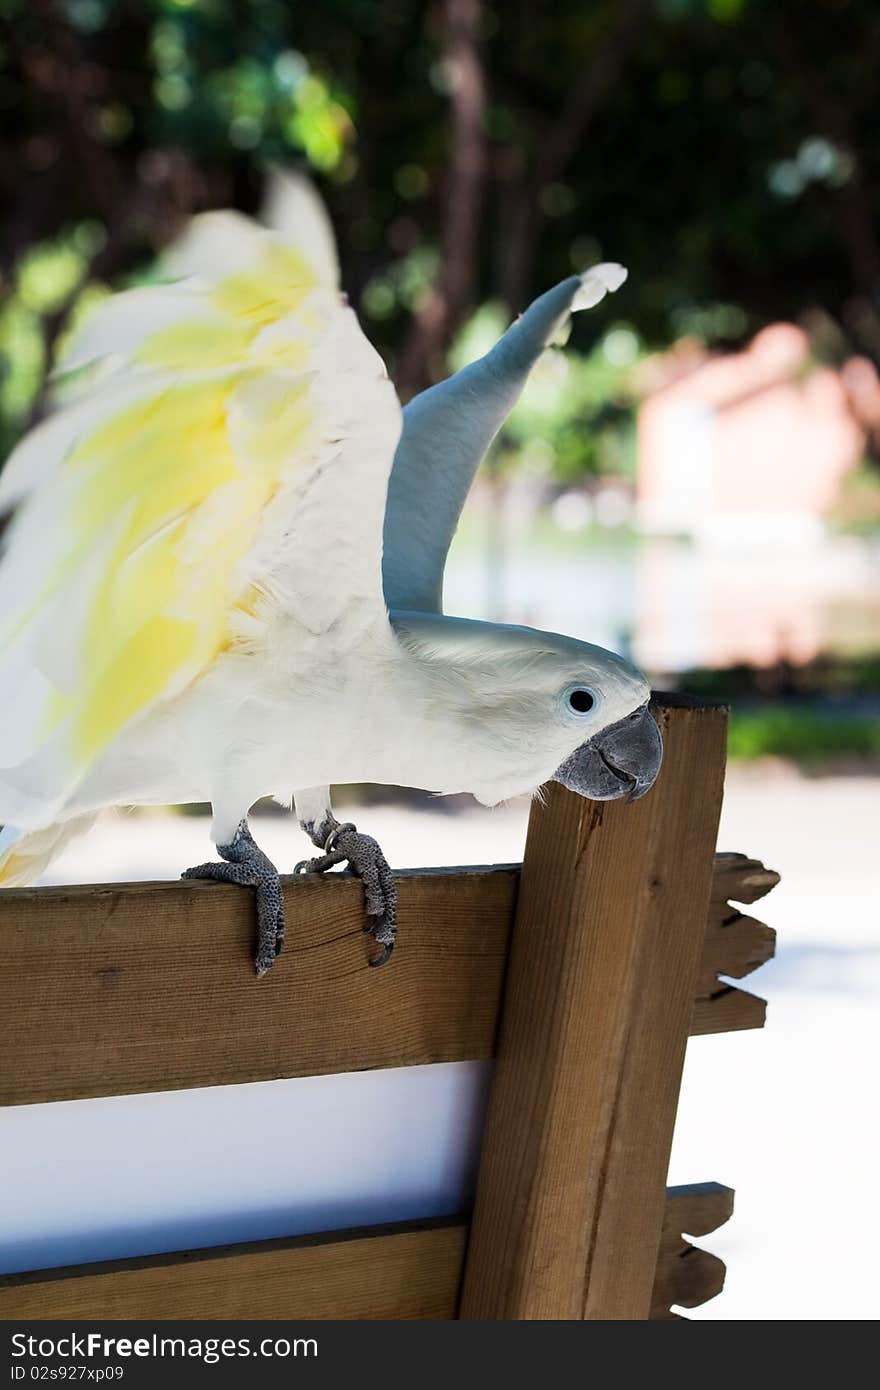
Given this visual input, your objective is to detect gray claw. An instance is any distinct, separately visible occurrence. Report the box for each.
[368,940,394,968]
[300,818,398,965]
[183,819,285,976]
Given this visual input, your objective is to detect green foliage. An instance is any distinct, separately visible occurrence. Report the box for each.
[499,333,642,482]
[0,226,106,452]
[147,12,353,168]
[727,705,880,763]
[1,0,878,472]
[0,296,44,434]
[827,465,880,535]
[682,653,880,701]
[448,308,644,479]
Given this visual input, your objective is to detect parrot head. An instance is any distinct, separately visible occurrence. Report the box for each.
[513,633,663,805]
[550,699,663,802]
[392,613,663,807]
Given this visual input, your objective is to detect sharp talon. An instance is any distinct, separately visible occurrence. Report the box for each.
[369,941,394,968]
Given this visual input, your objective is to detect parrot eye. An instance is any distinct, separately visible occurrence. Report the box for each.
[565,687,596,715]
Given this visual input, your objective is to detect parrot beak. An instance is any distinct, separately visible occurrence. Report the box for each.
[552,703,663,803]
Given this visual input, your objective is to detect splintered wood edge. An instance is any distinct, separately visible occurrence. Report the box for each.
[0,1187,732,1321]
[650,1182,735,1320]
[711,852,781,904]
[693,852,780,1034]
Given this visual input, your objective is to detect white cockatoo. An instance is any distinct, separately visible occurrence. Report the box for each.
[0,175,662,972]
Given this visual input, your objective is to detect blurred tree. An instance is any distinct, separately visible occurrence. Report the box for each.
[1,0,878,459]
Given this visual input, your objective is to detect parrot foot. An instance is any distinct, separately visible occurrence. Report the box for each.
[182,819,285,977]
[295,817,397,967]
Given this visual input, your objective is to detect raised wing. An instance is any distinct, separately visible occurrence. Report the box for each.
[382,265,627,615]
[0,181,400,821]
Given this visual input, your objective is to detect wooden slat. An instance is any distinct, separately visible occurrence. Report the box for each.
[0,1186,731,1321]
[711,852,781,908]
[0,867,517,1106]
[650,1182,734,1319]
[460,697,729,1321]
[697,908,776,997]
[692,985,768,1034]
[0,846,777,1108]
[0,1219,467,1321]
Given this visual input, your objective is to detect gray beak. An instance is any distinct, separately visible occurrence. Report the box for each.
[552,703,663,803]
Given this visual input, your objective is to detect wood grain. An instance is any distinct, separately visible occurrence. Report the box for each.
[0,867,516,1106]
[459,697,729,1320]
[0,851,776,1108]
[692,985,768,1034]
[0,1219,467,1321]
[0,1187,729,1321]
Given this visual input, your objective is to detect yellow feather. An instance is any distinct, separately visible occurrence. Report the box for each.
[231,377,315,471]
[75,616,201,761]
[211,244,315,324]
[1,213,331,783]
[0,850,28,882]
[137,319,255,370]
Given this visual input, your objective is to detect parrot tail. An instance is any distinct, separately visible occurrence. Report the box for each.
[0,815,97,887]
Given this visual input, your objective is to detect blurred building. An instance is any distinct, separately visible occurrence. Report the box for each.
[633,327,878,672]
[637,325,864,545]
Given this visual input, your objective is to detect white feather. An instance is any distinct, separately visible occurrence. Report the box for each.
[54,283,214,376]
[260,166,340,289]
[572,262,628,310]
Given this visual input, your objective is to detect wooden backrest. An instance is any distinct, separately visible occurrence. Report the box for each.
[0,695,778,1319]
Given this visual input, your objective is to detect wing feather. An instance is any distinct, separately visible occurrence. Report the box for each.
[383,264,627,614]
[0,182,400,820]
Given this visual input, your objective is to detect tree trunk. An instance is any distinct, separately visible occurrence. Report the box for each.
[395,0,487,398]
